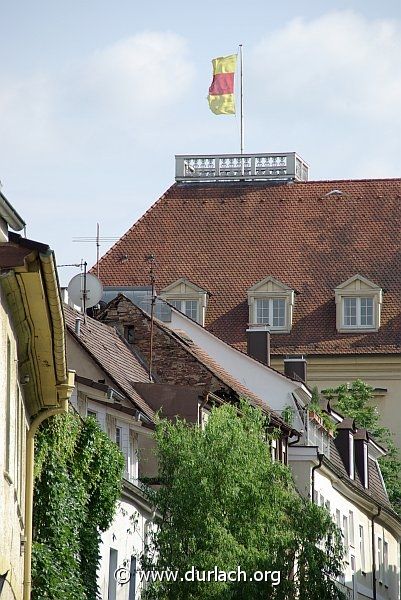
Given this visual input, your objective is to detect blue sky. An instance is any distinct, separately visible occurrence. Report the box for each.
[1,1,400,283]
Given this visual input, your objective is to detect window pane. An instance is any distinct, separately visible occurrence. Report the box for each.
[170,299,182,310]
[344,297,357,326]
[272,298,286,327]
[343,515,349,548]
[256,299,269,324]
[359,525,366,572]
[360,297,373,326]
[184,300,198,321]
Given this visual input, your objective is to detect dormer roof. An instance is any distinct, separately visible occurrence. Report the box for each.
[94,177,401,355]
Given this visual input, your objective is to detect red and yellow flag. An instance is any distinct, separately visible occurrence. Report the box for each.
[208,54,237,115]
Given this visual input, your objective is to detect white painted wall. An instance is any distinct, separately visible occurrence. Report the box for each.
[98,496,151,600]
[289,449,400,600]
[70,381,156,600]
[167,308,311,430]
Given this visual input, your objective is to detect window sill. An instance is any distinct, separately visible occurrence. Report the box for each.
[337,327,378,334]
[248,324,292,334]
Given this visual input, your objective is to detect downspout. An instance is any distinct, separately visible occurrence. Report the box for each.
[23,373,75,600]
[288,429,301,446]
[311,452,324,503]
[371,505,381,600]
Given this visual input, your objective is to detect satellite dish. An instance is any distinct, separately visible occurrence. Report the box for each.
[67,273,103,309]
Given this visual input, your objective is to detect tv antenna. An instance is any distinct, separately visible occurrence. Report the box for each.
[67,262,103,323]
[73,223,119,277]
[145,254,156,382]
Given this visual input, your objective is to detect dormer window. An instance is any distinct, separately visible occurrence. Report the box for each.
[255,298,286,327]
[247,276,294,333]
[335,275,382,333]
[160,278,208,326]
[170,299,199,321]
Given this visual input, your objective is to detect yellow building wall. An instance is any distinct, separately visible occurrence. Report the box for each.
[271,354,401,451]
[0,287,26,600]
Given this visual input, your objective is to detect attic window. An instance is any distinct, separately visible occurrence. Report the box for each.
[247,276,294,333]
[324,189,343,197]
[334,275,382,333]
[170,299,198,321]
[160,278,208,326]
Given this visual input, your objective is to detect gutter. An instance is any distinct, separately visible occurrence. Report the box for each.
[311,452,324,502]
[371,506,381,600]
[0,191,26,231]
[39,251,67,384]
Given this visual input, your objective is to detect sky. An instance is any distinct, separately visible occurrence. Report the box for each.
[1,1,400,284]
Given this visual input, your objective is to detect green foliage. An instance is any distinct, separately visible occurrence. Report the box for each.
[281,405,295,426]
[324,380,401,515]
[32,412,125,600]
[143,402,345,600]
[309,386,336,433]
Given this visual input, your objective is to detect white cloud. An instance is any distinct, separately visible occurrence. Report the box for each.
[252,11,401,123]
[0,31,194,164]
[80,32,194,119]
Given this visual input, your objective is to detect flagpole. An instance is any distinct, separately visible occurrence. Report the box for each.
[239,44,244,154]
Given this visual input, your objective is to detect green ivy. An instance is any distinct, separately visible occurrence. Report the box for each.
[32,412,125,600]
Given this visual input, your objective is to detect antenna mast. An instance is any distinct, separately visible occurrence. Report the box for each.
[73,223,118,277]
[146,254,156,382]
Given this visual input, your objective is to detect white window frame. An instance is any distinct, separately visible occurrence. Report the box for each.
[247,277,294,334]
[378,536,384,583]
[169,298,200,322]
[128,432,138,482]
[342,296,375,329]
[349,511,355,547]
[115,426,122,450]
[343,515,349,561]
[359,525,366,573]
[383,540,389,586]
[254,297,287,330]
[335,275,382,333]
[160,278,208,326]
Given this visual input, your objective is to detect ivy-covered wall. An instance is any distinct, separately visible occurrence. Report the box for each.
[32,412,125,600]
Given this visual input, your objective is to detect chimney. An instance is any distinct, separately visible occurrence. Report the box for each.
[246,326,270,366]
[334,417,355,479]
[354,429,369,488]
[284,355,307,383]
[75,317,82,337]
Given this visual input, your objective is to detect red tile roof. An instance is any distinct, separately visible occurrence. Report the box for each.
[64,305,155,419]
[94,178,401,356]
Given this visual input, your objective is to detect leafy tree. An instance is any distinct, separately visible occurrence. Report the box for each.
[32,412,125,599]
[143,402,345,600]
[324,380,401,515]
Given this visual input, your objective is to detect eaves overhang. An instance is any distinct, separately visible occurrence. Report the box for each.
[0,237,70,415]
[0,191,25,231]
